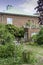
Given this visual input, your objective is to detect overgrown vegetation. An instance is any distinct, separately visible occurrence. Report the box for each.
[0,43,38,65]
[0,24,14,45]
[0,24,43,65]
[0,24,25,45]
[36,27,43,45]
[31,27,43,45]
[0,44,15,58]
[5,24,25,40]
[0,24,24,65]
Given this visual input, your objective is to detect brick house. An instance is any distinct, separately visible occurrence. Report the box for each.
[0,11,39,40]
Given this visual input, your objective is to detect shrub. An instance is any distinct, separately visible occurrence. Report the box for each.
[32,35,37,42]
[18,27,25,38]
[0,43,22,65]
[5,24,19,36]
[0,58,21,65]
[0,57,15,65]
[14,44,23,64]
[0,43,37,64]
[5,24,25,39]
[0,44,15,58]
[36,28,43,45]
[0,24,14,45]
[31,35,37,45]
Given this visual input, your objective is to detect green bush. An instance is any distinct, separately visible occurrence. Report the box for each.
[14,44,23,64]
[32,35,37,42]
[6,24,25,39]
[0,24,14,45]
[0,43,23,64]
[31,35,37,45]
[0,44,15,58]
[0,57,15,65]
[0,43,37,64]
[0,58,20,65]
[36,28,43,45]
[5,24,19,36]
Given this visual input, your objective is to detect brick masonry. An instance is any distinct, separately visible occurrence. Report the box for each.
[0,13,39,40]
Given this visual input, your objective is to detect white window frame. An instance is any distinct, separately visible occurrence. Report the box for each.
[7,18,13,24]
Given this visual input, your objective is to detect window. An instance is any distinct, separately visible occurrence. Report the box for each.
[31,20,36,28]
[24,32,28,40]
[31,32,37,37]
[7,18,12,24]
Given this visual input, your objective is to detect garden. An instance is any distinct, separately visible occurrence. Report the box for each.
[0,24,43,65]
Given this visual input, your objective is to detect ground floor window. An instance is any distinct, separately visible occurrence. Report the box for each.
[31,32,37,37]
[24,32,28,41]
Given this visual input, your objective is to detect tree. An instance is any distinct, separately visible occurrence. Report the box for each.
[35,0,43,25]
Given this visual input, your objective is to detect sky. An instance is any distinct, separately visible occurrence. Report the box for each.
[0,0,38,15]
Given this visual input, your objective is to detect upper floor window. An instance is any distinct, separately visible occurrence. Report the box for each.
[32,20,34,25]
[7,18,13,24]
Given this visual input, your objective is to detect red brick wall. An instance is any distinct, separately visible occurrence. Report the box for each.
[0,14,39,27]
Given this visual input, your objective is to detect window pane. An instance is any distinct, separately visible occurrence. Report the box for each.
[7,18,12,24]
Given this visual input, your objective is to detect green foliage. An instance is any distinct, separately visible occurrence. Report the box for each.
[0,57,15,65]
[22,50,32,63]
[36,28,43,45]
[5,24,25,42]
[6,24,25,38]
[32,35,37,41]
[0,24,24,44]
[0,43,38,65]
[0,44,15,58]
[22,49,37,64]
[0,24,38,65]
[18,27,25,38]
[0,24,15,45]
[0,44,15,65]
[5,24,18,36]
[0,57,21,65]
[14,44,23,64]
[0,43,23,65]
[14,44,37,64]
[26,21,37,28]
[26,22,31,27]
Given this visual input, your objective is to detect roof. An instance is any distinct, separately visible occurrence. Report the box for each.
[0,5,39,17]
[0,11,39,18]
